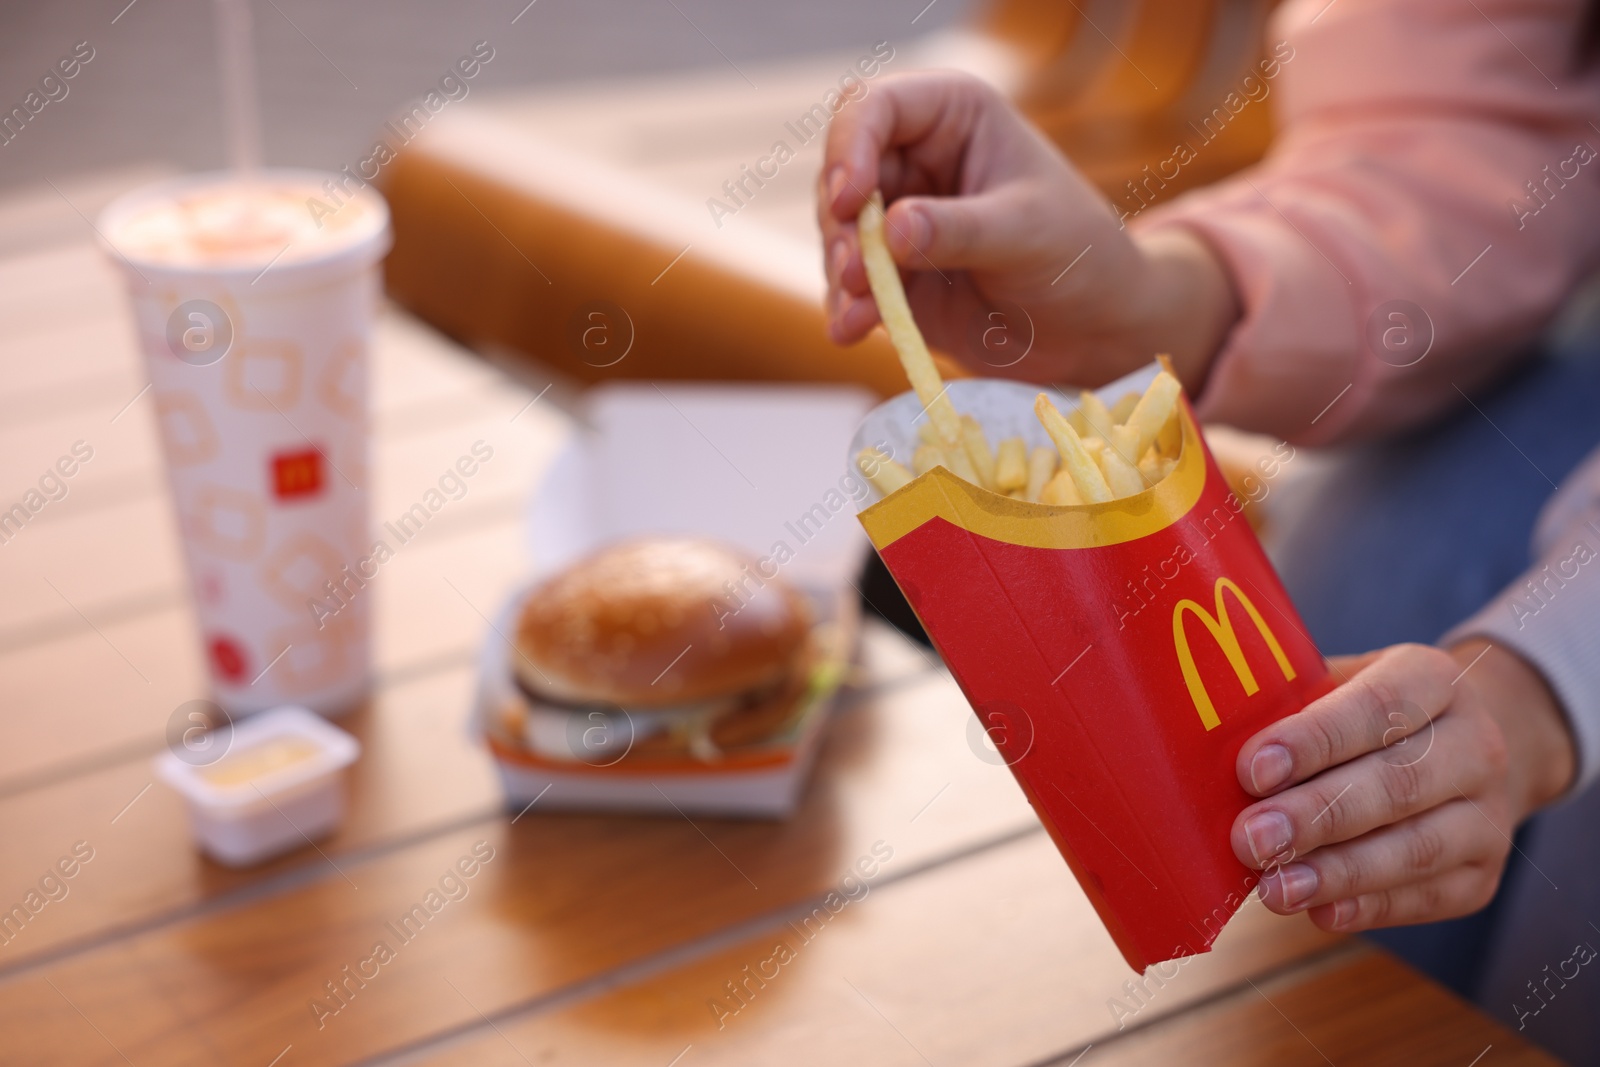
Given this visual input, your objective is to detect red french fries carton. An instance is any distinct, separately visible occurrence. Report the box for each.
[849,366,1335,972]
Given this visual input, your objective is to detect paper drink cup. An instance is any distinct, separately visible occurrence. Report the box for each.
[99,170,391,717]
[850,367,1336,972]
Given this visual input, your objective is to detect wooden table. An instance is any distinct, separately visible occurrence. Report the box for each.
[0,229,1560,1067]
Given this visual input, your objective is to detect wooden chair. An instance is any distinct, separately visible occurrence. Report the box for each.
[381,1,1281,394]
[990,0,1281,204]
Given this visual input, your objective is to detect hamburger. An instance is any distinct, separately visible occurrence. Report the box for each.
[502,537,821,765]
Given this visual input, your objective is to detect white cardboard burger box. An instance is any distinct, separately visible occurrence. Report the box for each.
[474,382,877,818]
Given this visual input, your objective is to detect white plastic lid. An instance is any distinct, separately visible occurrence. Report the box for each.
[96,168,391,289]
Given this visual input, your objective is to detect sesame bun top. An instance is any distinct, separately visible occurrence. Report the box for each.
[512,538,811,709]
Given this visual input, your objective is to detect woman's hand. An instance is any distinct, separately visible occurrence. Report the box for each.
[817,70,1239,390]
[1232,641,1575,932]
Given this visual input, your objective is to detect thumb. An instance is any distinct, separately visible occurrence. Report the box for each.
[884,187,1036,271]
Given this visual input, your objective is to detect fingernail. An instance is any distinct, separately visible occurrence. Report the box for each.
[1275,863,1318,909]
[829,238,849,283]
[1243,810,1293,866]
[826,166,847,207]
[1330,899,1356,928]
[1250,744,1293,793]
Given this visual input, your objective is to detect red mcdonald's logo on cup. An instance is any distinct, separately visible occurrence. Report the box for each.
[1173,576,1297,731]
[271,447,324,501]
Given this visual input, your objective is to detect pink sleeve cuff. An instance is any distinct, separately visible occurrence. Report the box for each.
[1135,194,1366,444]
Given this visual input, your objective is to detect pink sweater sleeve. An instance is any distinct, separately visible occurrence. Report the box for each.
[1134,0,1600,444]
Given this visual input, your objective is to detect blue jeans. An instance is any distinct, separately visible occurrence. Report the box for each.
[1270,336,1600,1063]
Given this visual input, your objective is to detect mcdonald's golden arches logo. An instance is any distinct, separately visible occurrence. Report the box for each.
[1173,577,1296,731]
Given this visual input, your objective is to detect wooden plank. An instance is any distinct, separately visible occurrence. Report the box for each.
[1090,950,1558,1067]
[0,476,891,787]
[0,669,1039,1065]
[0,487,526,659]
[0,317,141,413]
[368,312,519,421]
[0,619,934,974]
[354,833,1344,1067]
[0,665,496,968]
[0,278,565,647]
[0,238,505,410]
[0,299,524,493]
[0,244,126,339]
[0,513,526,786]
[393,840,1551,1067]
[0,493,185,650]
[0,383,164,518]
[0,399,562,638]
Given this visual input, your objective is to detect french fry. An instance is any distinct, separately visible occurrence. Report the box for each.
[857,447,913,497]
[1079,435,1106,460]
[1098,438,1148,497]
[912,443,945,476]
[1078,390,1117,441]
[941,442,982,484]
[859,192,962,448]
[1024,446,1056,502]
[1124,370,1183,458]
[917,419,943,447]
[1137,448,1165,486]
[994,436,1027,491]
[1108,424,1143,469]
[1039,469,1083,505]
[1109,391,1140,424]
[909,437,979,482]
[1155,410,1182,458]
[1034,393,1113,503]
[1139,454,1176,482]
[960,414,998,489]
[1008,488,1028,500]
[1101,424,1150,496]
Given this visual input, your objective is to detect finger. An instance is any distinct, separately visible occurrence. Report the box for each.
[877,147,946,202]
[837,231,869,296]
[819,222,870,298]
[819,221,869,341]
[1233,709,1495,867]
[1254,800,1505,915]
[828,288,882,345]
[1308,864,1504,932]
[821,71,995,221]
[1237,643,1456,798]
[882,187,1048,272]
[816,162,870,297]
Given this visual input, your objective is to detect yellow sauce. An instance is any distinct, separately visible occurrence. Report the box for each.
[200,736,321,787]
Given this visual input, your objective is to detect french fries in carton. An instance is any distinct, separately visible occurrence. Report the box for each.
[850,371,1334,971]
[848,195,1334,971]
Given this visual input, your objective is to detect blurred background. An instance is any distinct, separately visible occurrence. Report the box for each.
[1,0,967,195]
[3,0,1293,399]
